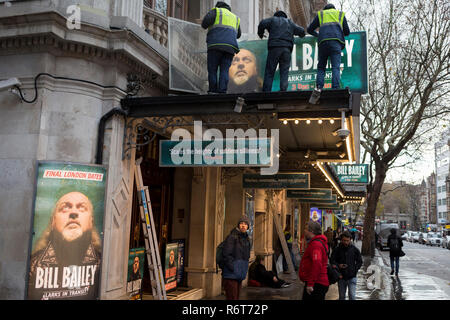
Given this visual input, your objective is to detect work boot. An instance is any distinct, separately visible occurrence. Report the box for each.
[309,88,321,104]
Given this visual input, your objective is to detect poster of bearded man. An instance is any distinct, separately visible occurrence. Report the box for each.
[26,162,107,300]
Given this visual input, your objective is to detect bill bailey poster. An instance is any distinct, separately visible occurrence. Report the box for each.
[127,247,145,300]
[164,242,178,292]
[26,161,107,300]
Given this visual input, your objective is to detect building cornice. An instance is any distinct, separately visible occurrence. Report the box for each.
[0,11,169,91]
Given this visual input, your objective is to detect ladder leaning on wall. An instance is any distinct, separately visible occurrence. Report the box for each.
[134,157,167,300]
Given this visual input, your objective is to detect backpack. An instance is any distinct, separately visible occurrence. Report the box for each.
[216,240,226,272]
[389,236,400,251]
[312,239,341,285]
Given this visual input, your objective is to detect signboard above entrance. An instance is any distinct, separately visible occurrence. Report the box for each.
[160,138,272,167]
[287,188,332,200]
[243,173,310,189]
[234,32,368,93]
[331,164,369,184]
[168,22,367,94]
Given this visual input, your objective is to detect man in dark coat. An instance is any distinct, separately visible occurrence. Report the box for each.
[257,11,305,92]
[307,3,350,104]
[387,228,403,276]
[330,231,362,300]
[202,1,241,93]
[222,216,251,300]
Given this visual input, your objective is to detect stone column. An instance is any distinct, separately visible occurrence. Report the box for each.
[254,189,274,270]
[185,167,224,298]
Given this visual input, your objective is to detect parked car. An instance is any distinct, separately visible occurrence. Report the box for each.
[419,232,428,245]
[411,232,420,243]
[401,232,408,241]
[441,235,450,249]
[404,231,414,242]
[427,233,442,246]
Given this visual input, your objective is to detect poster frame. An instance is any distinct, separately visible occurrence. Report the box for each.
[25,160,108,300]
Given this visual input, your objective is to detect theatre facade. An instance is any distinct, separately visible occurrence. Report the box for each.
[0,0,365,300]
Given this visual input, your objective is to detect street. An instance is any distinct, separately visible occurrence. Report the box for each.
[379,241,450,300]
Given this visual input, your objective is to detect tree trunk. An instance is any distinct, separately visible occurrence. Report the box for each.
[362,160,388,256]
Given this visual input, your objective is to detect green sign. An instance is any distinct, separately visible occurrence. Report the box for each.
[301,194,337,204]
[159,139,272,167]
[231,32,367,94]
[311,203,344,210]
[287,188,332,200]
[243,173,310,189]
[331,164,369,184]
[28,161,107,300]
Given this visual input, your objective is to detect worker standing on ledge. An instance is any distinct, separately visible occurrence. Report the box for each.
[202,1,241,94]
[257,11,305,92]
[307,3,350,104]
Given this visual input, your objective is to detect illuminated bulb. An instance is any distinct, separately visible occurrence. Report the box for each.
[330,119,335,124]
[283,120,288,125]
[295,120,299,124]
[318,119,323,124]
[277,154,280,158]
[306,120,311,124]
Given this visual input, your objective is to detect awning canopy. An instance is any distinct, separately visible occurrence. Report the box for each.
[121,89,361,164]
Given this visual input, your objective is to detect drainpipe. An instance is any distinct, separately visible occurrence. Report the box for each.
[95,107,128,164]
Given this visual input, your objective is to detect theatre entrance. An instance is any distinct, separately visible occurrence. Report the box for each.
[129,133,174,296]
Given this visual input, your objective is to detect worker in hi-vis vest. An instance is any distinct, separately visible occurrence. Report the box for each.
[202,1,241,94]
[307,3,350,104]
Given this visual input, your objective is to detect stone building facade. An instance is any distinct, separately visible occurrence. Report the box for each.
[0,0,345,300]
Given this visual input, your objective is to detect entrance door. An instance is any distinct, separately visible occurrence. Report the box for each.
[129,133,174,295]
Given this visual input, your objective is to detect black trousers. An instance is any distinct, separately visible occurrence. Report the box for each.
[302,283,329,301]
[262,47,291,92]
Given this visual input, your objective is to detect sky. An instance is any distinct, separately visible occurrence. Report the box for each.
[335,0,449,185]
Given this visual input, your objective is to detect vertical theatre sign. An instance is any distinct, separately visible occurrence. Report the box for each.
[27,162,107,300]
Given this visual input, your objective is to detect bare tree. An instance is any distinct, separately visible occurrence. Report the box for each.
[347,0,450,256]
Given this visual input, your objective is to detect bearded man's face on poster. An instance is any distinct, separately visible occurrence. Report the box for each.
[52,191,94,243]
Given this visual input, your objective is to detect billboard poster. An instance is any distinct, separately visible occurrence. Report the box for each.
[176,240,185,286]
[27,161,107,300]
[127,248,145,300]
[228,32,368,94]
[310,207,322,226]
[164,242,178,292]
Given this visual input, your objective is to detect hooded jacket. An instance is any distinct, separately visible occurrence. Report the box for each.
[307,5,350,49]
[257,11,305,49]
[298,234,329,287]
[221,218,251,281]
[201,2,241,54]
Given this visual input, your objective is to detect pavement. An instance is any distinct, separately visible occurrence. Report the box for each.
[205,240,392,300]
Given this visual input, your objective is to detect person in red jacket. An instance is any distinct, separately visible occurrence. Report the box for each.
[299,221,329,300]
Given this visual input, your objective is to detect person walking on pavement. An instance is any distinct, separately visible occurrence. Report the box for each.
[298,221,329,300]
[202,2,241,94]
[330,231,362,300]
[257,11,305,92]
[307,3,350,104]
[387,228,404,276]
[325,227,334,250]
[222,216,251,300]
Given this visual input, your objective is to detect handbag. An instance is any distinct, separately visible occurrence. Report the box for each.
[313,239,341,285]
[399,249,406,257]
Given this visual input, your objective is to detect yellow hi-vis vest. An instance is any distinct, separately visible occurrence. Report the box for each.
[318,8,346,45]
[207,7,240,51]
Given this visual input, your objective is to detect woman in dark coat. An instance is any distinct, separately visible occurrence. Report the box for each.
[387,228,403,276]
